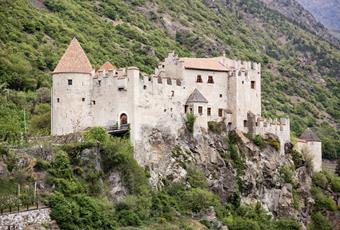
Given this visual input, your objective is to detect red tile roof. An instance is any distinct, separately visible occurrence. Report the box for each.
[180,57,228,72]
[53,38,93,74]
[99,62,115,71]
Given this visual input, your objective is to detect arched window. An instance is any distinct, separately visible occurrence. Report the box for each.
[120,113,128,125]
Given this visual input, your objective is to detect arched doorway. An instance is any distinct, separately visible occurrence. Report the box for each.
[120,113,128,125]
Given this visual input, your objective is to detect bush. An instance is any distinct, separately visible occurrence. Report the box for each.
[184,112,196,133]
[83,127,109,144]
[186,166,208,189]
[49,192,117,229]
[208,121,226,134]
[273,218,300,230]
[253,135,265,148]
[182,188,219,213]
[34,159,50,171]
[279,165,294,184]
[308,212,332,230]
[312,172,328,189]
[116,194,152,223]
[311,186,337,211]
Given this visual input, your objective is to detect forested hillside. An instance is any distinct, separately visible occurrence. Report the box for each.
[0,0,339,159]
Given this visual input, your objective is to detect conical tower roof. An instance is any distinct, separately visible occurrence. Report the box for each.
[53,38,93,74]
[299,128,320,142]
[99,61,115,71]
[186,89,208,103]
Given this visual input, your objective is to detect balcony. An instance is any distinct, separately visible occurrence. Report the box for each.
[107,124,129,136]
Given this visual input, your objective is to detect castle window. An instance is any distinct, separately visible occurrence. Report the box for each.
[207,107,211,116]
[189,107,193,113]
[238,71,241,76]
[184,105,188,113]
[68,79,73,85]
[244,120,247,127]
[148,77,152,81]
[219,94,222,98]
[92,100,96,105]
[171,90,174,97]
[158,77,162,84]
[242,81,244,84]
[251,81,255,89]
[196,75,202,83]
[245,71,248,77]
[176,79,181,86]
[98,80,101,86]
[251,62,254,69]
[208,76,214,84]
[198,106,203,115]
[167,78,172,85]
[57,98,60,103]
[162,65,165,68]
[82,98,85,102]
[143,85,147,90]
[218,109,223,117]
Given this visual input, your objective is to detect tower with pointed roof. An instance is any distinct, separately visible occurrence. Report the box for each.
[296,128,322,172]
[51,38,94,135]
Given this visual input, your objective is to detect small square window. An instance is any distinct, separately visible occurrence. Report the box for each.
[198,106,203,115]
[251,81,255,89]
[196,75,202,83]
[244,120,248,127]
[57,98,60,103]
[68,79,73,85]
[208,76,214,84]
[167,78,172,85]
[207,107,211,116]
[218,109,223,117]
[92,100,96,105]
[219,94,222,98]
[82,98,85,102]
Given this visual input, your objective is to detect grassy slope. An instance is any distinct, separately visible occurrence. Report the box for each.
[0,0,339,158]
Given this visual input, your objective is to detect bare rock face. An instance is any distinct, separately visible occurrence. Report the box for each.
[108,169,128,202]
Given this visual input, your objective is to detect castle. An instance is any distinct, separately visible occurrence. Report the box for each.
[51,38,322,171]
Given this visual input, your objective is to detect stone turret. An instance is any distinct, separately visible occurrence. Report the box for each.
[51,38,94,135]
[296,128,322,172]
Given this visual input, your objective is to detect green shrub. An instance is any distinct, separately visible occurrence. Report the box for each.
[273,218,301,230]
[83,127,109,144]
[208,121,226,134]
[269,137,280,151]
[312,172,328,189]
[186,166,208,189]
[253,135,265,148]
[308,212,332,230]
[290,150,304,168]
[181,188,219,213]
[117,209,142,226]
[34,159,50,171]
[116,194,152,223]
[49,192,117,229]
[311,186,337,211]
[184,112,196,133]
[279,165,294,184]
[151,191,178,220]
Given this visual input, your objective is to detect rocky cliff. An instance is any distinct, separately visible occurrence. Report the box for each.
[134,126,316,227]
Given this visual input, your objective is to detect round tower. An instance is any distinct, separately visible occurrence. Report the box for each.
[51,38,94,135]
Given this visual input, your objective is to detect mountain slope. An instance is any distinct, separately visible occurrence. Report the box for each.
[296,0,340,38]
[259,0,340,46]
[0,0,339,159]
